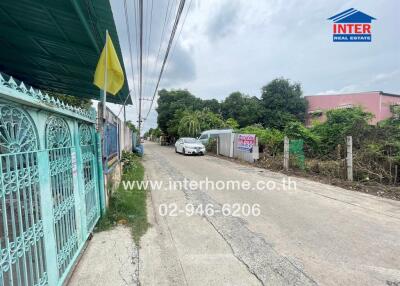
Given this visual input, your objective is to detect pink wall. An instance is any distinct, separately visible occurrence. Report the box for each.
[305,92,400,125]
[380,95,400,121]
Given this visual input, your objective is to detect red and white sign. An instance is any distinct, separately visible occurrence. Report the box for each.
[237,134,256,153]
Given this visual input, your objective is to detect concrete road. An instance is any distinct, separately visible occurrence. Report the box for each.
[140,142,400,286]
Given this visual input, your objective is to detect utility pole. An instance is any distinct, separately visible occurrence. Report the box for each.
[123,104,126,123]
[284,136,289,171]
[346,136,353,181]
[138,0,143,137]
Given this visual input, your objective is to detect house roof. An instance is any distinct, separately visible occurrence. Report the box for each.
[305,91,400,98]
[0,0,130,104]
[328,8,376,23]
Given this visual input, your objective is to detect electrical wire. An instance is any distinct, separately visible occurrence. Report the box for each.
[143,0,186,121]
[117,0,138,118]
[143,0,154,100]
[138,0,143,133]
[163,0,193,81]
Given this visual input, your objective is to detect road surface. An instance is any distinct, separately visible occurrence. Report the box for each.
[139,142,400,286]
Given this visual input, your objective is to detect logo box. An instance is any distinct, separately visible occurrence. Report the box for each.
[328,8,376,42]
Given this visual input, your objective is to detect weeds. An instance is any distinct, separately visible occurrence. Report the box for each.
[96,152,149,244]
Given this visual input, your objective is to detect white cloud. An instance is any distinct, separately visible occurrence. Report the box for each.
[111,0,400,133]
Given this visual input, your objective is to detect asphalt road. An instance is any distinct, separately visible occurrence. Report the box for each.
[139,142,400,286]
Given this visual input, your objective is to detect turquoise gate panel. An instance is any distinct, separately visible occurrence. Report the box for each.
[46,116,79,279]
[79,124,100,232]
[0,73,104,286]
[0,105,47,286]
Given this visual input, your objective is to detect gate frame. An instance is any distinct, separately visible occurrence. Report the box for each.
[0,73,105,286]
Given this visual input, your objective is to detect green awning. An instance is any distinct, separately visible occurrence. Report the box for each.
[0,0,130,104]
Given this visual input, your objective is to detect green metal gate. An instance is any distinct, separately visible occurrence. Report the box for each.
[0,74,104,286]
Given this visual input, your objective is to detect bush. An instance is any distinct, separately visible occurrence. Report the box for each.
[206,138,217,153]
[311,107,373,155]
[284,121,320,156]
[240,125,284,156]
[96,152,148,243]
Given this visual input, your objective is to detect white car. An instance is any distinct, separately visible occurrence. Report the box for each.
[175,137,206,155]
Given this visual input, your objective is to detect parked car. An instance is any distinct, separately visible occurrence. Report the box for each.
[198,129,233,145]
[175,137,206,155]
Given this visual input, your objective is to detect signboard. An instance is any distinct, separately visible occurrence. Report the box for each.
[237,134,256,153]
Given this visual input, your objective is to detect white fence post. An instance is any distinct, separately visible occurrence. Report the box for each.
[284,136,289,171]
[347,136,353,181]
[230,132,234,158]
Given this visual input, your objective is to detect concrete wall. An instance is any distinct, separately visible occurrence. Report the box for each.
[380,94,400,121]
[217,133,259,163]
[305,92,400,125]
[218,133,234,157]
[120,123,133,155]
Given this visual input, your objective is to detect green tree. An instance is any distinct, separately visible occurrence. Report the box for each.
[260,78,308,129]
[156,89,202,135]
[201,99,221,114]
[126,120,137,132]
[221,92,264,127]
[177,110,226,137]
[312,107,373,154]
[226,118,239,129]
[178,111,201,137]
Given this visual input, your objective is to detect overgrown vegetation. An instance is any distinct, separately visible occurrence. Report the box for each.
[150,77,399,189]
[126,120,138,132]
[48,92,92,109]
[155,78,307,139]
[96,151,149,243]
[245,107,400,186]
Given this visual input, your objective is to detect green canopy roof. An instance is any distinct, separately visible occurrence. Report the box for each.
[0,0,130,104]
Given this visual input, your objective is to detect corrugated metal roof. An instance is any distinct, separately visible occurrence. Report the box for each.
[0,0,130,104]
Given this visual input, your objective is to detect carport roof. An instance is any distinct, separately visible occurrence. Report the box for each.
[0,0,130,104]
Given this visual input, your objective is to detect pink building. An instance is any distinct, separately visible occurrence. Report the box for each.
[305,91,400,125]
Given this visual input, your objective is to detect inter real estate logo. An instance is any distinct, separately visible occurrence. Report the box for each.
[328,8,376,42]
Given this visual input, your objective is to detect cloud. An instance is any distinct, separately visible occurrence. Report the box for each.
[372,69,400,83]
[162,42,196,86]
[316,85,360,95]
[206,1,241,42]
[110,0,400,134]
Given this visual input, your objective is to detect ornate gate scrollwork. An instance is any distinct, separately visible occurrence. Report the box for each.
[45,116,71,149]
[0,105,38,154]
[78,124,99,230]
[0,105,48,286]
[45,116,78,277]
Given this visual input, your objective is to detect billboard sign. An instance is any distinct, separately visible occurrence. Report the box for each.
[237,134,256,153]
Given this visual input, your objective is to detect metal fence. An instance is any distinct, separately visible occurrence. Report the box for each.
[0,74,104,286]
[217,133,259,163]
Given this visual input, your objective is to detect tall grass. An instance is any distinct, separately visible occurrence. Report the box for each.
[96,152,149,244]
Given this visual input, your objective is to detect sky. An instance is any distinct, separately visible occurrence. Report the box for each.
[107,0,400,133]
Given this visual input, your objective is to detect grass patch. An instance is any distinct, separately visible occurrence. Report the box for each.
[96,151,149,244]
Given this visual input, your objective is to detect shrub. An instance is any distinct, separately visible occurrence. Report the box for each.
[240,125,284,156]
[284,121,320,156]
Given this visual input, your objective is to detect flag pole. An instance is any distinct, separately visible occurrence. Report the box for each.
[102,30,108,119]
[100,29,108,176]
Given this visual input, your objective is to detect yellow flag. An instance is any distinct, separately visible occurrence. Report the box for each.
[93,32,124,95]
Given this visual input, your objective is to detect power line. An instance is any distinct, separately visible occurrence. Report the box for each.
[133,0,141,99]
[147,0,174,99]
[144,0,187,121]
[142,0,154,100]
[163,0,193,81]
[117,0,138,118]
[138,0,144,135]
